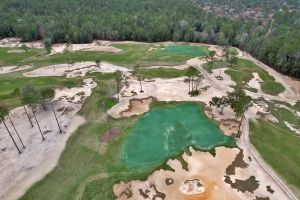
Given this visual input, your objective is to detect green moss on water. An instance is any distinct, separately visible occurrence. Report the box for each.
[121,102,235,170]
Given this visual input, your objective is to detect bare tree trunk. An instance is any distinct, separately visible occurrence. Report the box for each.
[191,76,194,92]
[8,114,25,148]
[50,101,62,133]
[139,75,144,93]
[188,79,191,93]
[2,119,21,154]
[24,106,33,127]
[32,110,45,140]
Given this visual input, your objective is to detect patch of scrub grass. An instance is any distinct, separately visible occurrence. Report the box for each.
[261,81,285,96]
[272,107,300,129]
[0,47,46,65]
[134,67,188,79]
[250,119,300,196]
[225,58,285,95]
[0,76,83,109]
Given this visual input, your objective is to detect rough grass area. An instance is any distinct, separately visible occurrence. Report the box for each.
[250,119,300,196]
[0,47,46,65]
[224,58,285,95]
[134,67,188,78]
[0,76,83,109]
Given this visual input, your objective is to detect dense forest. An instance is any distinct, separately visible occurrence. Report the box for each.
[0,0,300,77]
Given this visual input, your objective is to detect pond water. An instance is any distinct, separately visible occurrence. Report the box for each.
[122,103,235,169]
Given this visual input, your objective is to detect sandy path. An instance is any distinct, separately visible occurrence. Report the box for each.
[0,78,96,200]
[0,65,32,75]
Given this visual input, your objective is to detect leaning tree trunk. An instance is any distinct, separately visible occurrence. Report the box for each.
[2,119,21,154]
[32,110,45,140]
[8,114,25,148]
[23,106,33,127]
[50,101,62,133]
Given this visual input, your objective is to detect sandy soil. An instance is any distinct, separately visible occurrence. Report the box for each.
[121,97,155,118]
[0,65,32,75]
[0,38,44,49]
[50,41,122,55]
[114,146,274,200]
[219,119,240,136]
[248,72,263,93]
[0,78,96,200]
[23,61,130,78]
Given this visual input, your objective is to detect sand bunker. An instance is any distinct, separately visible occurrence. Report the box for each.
[0,38,44,49]
[0,65,32,75]
[0,78,96,200]
[248,73,263,93]
[50,41,122,55]
[113,147,241,200]
[121,97,155,117]
[23,61,130,78]
[114,146,289,200]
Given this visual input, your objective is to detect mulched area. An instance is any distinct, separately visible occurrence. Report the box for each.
[100,127,120,142]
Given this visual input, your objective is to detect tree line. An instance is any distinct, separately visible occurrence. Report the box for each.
[0,0,299,77]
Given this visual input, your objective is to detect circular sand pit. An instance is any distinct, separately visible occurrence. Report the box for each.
[180,179,205,195]
[100,128,120,142]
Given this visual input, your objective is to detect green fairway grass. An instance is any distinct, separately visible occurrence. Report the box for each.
[250,119,300,197]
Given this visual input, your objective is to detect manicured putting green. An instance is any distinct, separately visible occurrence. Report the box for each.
[122,103,235,169]
[158,45,208,57]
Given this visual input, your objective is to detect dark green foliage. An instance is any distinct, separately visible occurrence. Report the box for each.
[0,0,299,77]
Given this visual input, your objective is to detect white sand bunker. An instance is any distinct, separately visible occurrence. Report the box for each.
[0,65,32,75]
[179,179,205,195]
[108,73,235,119]
[247,72,263,92]
[0,78,96,200]
[50,41,122,55]
[0,38,44,49]
[23,61,130,78]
